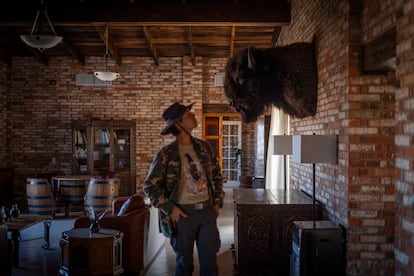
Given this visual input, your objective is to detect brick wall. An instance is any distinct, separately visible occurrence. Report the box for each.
[349,1,398,275]
[283,0,346,220]
[0,61,9,167]
[1,54,259,209]
[395,0,414,275]
[279,0,398,275]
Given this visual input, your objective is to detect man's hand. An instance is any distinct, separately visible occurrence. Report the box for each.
[213,204,220,216]
[169,205,187,226]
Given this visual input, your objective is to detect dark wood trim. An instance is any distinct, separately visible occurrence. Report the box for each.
[203,104,239,114]
[271,26,282,47]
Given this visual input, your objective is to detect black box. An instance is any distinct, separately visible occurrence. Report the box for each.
[290,220,345,276]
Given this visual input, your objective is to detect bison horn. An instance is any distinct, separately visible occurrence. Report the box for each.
[247,47,255,69]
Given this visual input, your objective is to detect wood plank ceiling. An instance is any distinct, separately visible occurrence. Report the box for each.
[0,0,291,66]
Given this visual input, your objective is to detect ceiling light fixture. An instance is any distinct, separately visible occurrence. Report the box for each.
[20,0,62,51]
[94,24,120,82]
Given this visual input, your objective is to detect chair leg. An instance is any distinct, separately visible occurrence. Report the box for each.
[65,204,71,217]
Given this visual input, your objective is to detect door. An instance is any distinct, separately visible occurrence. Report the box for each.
[222,120,242,186]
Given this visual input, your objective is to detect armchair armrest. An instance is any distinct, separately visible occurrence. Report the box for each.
[74,207,149,229]
[112,196,129,214]
[112,191,146,215]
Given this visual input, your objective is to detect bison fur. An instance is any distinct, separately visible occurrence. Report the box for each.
[224,42,318,123]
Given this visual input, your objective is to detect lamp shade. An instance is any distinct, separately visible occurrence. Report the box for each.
[20,6,62,51]
[94,71,120,82]
[273,135,292,155]
[292,135,337,164]
[20,35,62,50]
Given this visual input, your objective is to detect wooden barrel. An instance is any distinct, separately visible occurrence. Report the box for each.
[84,178,120,214]
[58,176,89,204]
[26,178,55,215]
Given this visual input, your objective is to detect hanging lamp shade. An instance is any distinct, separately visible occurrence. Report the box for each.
[94,71,120,82]
[291,134,338,227]
[20,35,62,50]
[273,135,292,155]
[94,24,120,82]
[20,2,62,51]
[292,135,337,164]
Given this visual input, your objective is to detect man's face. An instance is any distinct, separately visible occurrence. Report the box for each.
[179,111,197,132]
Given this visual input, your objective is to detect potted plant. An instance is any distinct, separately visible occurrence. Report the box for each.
[233,147,242,168]
[233,147,252,188]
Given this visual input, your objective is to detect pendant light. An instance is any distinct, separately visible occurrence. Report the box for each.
[20,0,62,51]
[94,24,120,82]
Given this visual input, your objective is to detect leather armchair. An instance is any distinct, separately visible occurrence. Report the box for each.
[74,193,150,275]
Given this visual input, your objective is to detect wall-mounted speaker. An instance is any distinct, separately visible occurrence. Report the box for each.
[214,73,224,86]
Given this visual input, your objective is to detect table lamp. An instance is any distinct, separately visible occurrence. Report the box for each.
[273,135,292,190]
[292,134,337,227]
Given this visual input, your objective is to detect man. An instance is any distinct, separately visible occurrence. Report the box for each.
[143,102,225,276]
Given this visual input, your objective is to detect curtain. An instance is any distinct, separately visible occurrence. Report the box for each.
[265,107,290,189]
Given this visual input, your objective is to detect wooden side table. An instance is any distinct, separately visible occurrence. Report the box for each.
[59,228,123,276]
[6,214,52,267]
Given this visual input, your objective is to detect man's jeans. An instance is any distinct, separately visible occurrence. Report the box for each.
[170,205,221,276]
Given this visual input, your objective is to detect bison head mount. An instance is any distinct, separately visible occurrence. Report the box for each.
[224,42,318,123]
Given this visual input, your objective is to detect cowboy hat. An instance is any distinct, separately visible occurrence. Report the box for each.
[160,102,194,135]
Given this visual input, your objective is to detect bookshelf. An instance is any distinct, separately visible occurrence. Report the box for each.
[74,128,88,173]
[72,120,136,196]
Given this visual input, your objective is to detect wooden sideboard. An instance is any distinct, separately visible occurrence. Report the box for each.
[233,188,320,275]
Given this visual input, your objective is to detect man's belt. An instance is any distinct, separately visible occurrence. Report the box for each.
[179,200,211,210]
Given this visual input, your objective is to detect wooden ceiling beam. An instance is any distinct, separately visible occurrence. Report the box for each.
[61,36,85,65]
[1,1,291,25]
[95,25,122,66]
[142,26,159,66]
[0,1,291,60]
[56,27,85,65]
[0,22,287,28]
[187,27,195,66]
[230,26,236,57]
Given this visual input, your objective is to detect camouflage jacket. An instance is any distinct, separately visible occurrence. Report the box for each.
[143,136,225,237]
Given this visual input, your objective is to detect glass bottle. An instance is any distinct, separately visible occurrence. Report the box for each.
[10,204,20,219]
